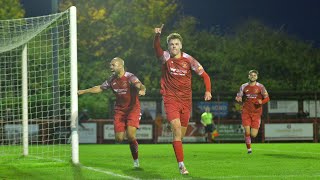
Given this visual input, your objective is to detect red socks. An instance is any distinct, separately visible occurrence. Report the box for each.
[173,141,184,162]
[129,139,138,160]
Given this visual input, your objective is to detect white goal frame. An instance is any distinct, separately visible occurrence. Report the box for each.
[0,6,79,164]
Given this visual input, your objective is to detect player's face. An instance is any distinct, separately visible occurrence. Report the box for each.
[248,72,258,82]
[168,39,182,57]
[109,60,121,75]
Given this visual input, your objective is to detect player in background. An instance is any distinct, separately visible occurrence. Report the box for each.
[201,107,214,143]
[235,70,269,154]
[78,57,146,168]
[154,24,212,175]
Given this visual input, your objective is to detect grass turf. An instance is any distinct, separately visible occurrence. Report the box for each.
[0,143,319,179]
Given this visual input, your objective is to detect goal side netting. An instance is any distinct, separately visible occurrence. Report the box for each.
[0,6,79,164]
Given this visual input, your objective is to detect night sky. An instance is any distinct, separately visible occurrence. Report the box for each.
[21,0,320,46]
[182,0,320,45]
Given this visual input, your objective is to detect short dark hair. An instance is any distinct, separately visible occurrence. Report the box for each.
[166,33,183,44]
[248,69,259,75]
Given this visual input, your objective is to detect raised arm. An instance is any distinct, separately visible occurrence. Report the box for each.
[78,86,103,95]
[153,24,164,58]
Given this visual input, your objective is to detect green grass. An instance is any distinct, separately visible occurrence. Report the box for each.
[0,143,320,179]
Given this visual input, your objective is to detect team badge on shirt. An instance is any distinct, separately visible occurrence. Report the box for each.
[181,62,188,68]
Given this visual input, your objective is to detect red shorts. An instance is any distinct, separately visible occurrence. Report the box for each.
[163,97,191,127]
[113,108,141,133]
[241,112,261,129]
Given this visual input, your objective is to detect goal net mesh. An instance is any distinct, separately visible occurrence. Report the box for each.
[0,9,74,162]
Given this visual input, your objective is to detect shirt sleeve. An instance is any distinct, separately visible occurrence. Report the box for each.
[187,55,205,75]
[236,84,245,97]
[201,72,211,92]
[100,76,113,90]
[100,80,110,90]
[128,73,141,85]
[261,85,269,98]
[153,35,164,58]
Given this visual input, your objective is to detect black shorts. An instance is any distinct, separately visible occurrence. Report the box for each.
[205,124,213,133]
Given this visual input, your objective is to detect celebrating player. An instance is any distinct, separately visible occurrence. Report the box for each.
[153,24,212,175]
[235,70,270,154]
[78,57,146,168]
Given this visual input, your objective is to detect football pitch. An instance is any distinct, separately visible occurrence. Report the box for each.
[0,143,319,179]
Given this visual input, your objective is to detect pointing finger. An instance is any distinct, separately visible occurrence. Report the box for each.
[160,24,164,29]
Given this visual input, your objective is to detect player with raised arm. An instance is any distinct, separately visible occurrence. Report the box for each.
[153,24,212,175]
[235,70,269,154]
[78,57,146,167]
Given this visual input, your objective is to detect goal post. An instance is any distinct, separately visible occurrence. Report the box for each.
[69,6,79,164]
[0,6,79,164]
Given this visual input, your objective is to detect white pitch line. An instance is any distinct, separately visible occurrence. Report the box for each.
[30,156,139,180]
[82,166,139,180]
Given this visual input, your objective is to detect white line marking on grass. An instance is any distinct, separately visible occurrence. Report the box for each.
[82,166,139,180]
[255,148,320,155]
[30,155,66,162]
[214,174,320,179]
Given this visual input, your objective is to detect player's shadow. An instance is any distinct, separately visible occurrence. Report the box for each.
[263,153,319,160]
[125,168,214,180]
[131,167,144,171]
[182,176,212,180]
[71,162,85,180]
[124,167,164,179]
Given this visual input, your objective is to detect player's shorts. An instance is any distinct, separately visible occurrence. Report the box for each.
[113,108,141,133]
[241,112,261,129]
[163,96,191,127]
[205,124,214,133]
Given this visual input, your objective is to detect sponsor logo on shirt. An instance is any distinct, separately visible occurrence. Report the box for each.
[246,94,258,99]
[170,67,187,76]
[113,89,127,94]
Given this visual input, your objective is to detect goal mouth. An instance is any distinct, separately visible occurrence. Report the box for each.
[0,6,79,164]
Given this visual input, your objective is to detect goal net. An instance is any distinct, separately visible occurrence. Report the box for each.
[0,6,79,164]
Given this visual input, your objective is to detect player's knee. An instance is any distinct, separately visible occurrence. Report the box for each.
[127,135,136,142]
[251,133,258,138]
[115,136,124,142]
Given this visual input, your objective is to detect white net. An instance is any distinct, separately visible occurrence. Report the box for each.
[0,8,77,162]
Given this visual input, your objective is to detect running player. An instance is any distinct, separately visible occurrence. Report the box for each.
[153,24,212,175]
[235,70,269,154]
[78,57,146,167]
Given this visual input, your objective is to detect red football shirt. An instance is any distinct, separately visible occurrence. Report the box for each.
[100,72,141,111]
[237,82,269,114]
[154,35,205,101]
